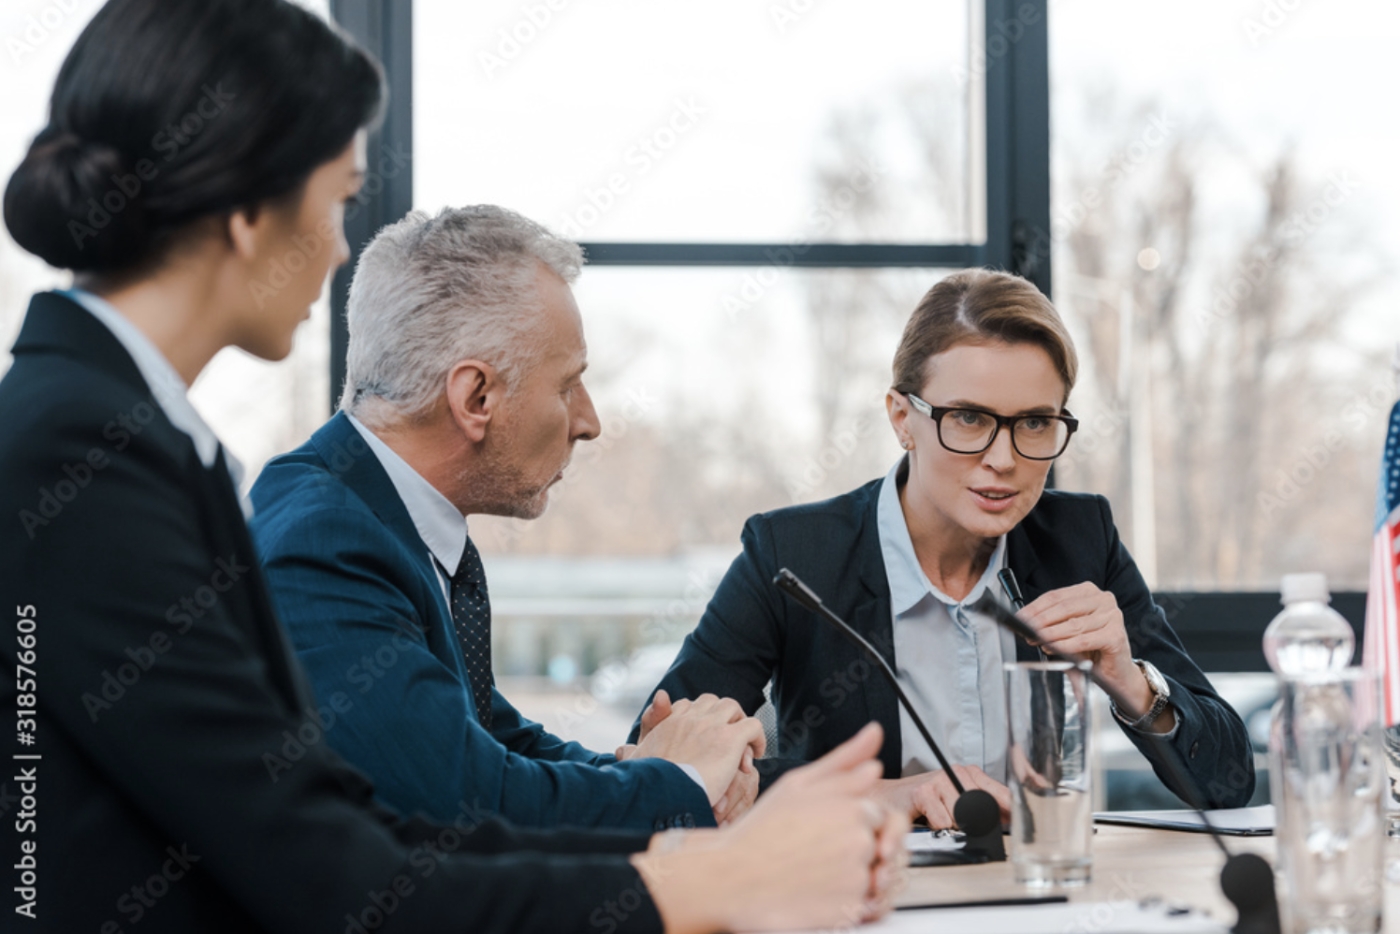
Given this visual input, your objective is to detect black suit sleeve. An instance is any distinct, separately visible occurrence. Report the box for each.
[1097,497,1257,807]
[2,384,661,933]
[630,516,811,787]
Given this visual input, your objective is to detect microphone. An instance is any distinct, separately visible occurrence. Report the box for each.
[997,567,1026,610]
[773,568,1004,863]
[970,583,1279,934]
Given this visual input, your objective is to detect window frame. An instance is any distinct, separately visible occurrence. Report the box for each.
[326,0,1359,669]
[327,0,1053,391]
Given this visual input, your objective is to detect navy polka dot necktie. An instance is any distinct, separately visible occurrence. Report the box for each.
[448,537,493,731]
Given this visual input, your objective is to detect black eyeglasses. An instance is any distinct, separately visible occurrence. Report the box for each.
[902,392,1078,460]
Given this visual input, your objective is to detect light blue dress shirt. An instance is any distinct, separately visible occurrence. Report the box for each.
[344,413,709,795]
[347,412,466,602]
[876,457,1017,783]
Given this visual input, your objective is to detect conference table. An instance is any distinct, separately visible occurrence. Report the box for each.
[887,822,1400,931]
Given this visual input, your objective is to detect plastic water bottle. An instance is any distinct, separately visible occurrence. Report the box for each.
[1263,575,1380,931]
[1262,573,1354,675]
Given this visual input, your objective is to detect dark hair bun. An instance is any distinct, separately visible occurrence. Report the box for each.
[4,0,384,275]
[4,127,151,272]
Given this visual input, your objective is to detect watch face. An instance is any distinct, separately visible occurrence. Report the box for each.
[1139,659,1170,698]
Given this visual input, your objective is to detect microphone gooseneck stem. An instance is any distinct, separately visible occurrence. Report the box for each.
[999,567,1051,666]
[975,589,1275,931]
[773,569,967,796]
[969,593,1233,860]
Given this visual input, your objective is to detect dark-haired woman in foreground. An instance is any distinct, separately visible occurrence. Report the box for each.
[0,1,903,931]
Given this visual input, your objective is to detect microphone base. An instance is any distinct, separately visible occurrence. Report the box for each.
[1221,853,1281,934]
[909,847,999,867]
[961,828,1007,863]
[1230,904,1281,934]
[951,789,1006,862]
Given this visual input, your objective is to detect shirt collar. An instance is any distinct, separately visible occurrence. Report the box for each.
[876,456,1007,615]
[60,288,242,487]
[346,413,468,576]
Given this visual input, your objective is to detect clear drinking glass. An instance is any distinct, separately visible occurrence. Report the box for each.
[1272,668,1384,934]
[1004,660,1094,887]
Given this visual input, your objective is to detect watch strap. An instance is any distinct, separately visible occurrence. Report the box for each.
[1112,659,1170,730]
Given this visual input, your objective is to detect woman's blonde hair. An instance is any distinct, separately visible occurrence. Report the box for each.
[892,268,1077,403]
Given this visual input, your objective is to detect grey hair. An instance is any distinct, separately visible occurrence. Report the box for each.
[338,205,583,423]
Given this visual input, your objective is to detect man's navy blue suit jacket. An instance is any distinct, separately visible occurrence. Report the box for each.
[250,412,711,832]
[635,472,1256,808]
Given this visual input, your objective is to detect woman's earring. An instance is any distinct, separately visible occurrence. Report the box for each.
[902,440,913,450]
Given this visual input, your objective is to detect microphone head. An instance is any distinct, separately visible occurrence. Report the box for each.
[953,788,1001,838]
[997,567,1026,607]
[773,568,824,613]
[1220,852,1277,913]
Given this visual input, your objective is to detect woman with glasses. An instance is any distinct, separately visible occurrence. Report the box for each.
[637,268,1254,828]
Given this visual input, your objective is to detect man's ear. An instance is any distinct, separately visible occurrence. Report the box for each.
[446,360,499,443]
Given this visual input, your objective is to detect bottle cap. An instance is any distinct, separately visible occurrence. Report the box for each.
[1280,572,1330,605]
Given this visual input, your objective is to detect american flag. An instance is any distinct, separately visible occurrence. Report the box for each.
[1365,400,1400,727]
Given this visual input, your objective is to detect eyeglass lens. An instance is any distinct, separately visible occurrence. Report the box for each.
[939,409,1069,458]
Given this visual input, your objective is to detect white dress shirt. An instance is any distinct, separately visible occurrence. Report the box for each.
[61,288,245,496]
[876,457,1017,783]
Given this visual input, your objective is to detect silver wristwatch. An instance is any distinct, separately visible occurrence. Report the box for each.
[1112,658,1171,730]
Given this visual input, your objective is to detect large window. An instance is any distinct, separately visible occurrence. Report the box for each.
[8,1,1384,804]
[329,1,1399,804]
[414,0,978,245]
[1049,0,1396,805]
[1048,0,1398,593]
[323,0,1055,754]
[346,0,1058,558]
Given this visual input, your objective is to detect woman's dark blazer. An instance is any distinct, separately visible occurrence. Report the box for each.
[638,472,1256,809]
[0,292,661,933]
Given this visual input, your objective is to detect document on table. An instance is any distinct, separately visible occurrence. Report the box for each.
[1093,805,1274,835]
[905,829,964,853]
[766,900,1228,934]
